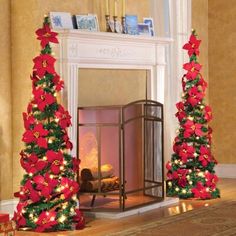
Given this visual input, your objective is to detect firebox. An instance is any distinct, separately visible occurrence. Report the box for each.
[77,100,164,212]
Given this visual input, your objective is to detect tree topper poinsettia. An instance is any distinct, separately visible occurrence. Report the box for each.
[36,23,59,48]
[183,33,201,56]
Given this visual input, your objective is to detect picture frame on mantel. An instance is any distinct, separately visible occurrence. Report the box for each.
[143,17,155,36]
[75,14,99,32]
[49,12,74,29]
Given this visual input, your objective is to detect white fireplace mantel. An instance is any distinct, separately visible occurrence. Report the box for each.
[53,30,172,156]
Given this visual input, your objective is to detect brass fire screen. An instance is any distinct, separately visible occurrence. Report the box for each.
[77,100,164,212]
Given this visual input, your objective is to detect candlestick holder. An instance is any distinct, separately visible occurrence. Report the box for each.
[113,16,118,33]
[121,16,126,34]
[105,15,112,32]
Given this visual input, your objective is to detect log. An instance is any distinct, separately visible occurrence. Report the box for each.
[80,176,119,192]
[81,164,114,181]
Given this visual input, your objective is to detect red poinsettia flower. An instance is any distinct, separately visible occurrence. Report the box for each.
[60,177,79,199]
[36,23,59,48]
[183,61,202,80]
[46,150,64,174]
[30,71,41,85]
[22,123,49,148]
[27,102,33,114]
[33,87,55,111]
[35,210,57,232]
[192,181,211,199]
[172,169,188,187]
[166,161,172,171]
[178,143,195,163]
[197,75,208,92]
[52,74,64,91]
[13,202,27,228]
[63,133,73,150]
[72,157,80,172]
[187,86,204,107]
[204,106,213,121]
[15,180,40,202]
[55,105,72,129]
[23,112,35,130]
[33,173,58,199]
[183,34,201,56]
[33,54,56,77]
[20,153,47,174]
[199,145,212,167]
[175,101,186,122]
[205,171,218,189]
[73,209,85,230]
[183,120,203,138]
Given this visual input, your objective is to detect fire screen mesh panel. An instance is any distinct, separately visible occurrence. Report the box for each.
[77,100,164,212]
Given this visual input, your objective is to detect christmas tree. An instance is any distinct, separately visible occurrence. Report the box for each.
[166,31,220,199]
[13,17,85,232]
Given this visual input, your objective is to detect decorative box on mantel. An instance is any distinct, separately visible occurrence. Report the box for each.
[53,30,173,159]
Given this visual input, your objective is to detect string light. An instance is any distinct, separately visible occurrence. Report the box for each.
[168,182,172,187]
[55,118,59,123]
[43,156,47,161]
[182,189,187,194]
[189,181,193,185]
[63,160,67,165]
[29,213,34,218]
[48,138,53,144]
[29,173,33,177]
[60,166,64,171]
[33,218,38,223]
[194,152,198,157]
[49,174,54,179]
[58,215,66,223]
[175,187,180,192]
[72,195,77,201]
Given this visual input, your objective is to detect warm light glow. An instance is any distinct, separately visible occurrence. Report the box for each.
[194,152,198,157]
[33,218,38,223]
[198,172,204,177]
[43,156,47,161]
[55,118,59,123]
[29,173,33,177]
[182,189,187,194]
[72,195,77,201]
[50,174,54,179]
[58,215,66,223]
[174,160,179,164]
[205,203,209,207]
[168,182,172,186]
[63,160,67,165]
[60,166,64,171]
[48,139,53,144]
[189,181,193,185]
[29,213,34,218]
[188,116,194,121]
[186,175,190,180]
[175,187,180,192]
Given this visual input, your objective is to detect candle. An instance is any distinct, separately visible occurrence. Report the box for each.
[122,0,126,16]
[114,0,117,16]
[105,0,109,15]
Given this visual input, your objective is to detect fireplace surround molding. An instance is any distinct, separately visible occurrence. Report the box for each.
[53,30,172,157]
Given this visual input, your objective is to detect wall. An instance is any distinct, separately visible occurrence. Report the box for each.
[0,0,13,200]
[208,0,236,164]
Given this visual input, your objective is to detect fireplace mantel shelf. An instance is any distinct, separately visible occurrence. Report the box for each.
[56,29,173,44]
[54,29,172,156]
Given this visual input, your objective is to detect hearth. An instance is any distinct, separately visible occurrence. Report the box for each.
[77,100,164,212]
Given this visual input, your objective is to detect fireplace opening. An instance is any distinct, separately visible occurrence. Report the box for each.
[77,100,164,212]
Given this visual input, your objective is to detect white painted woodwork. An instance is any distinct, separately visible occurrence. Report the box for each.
[53,30,172,157]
